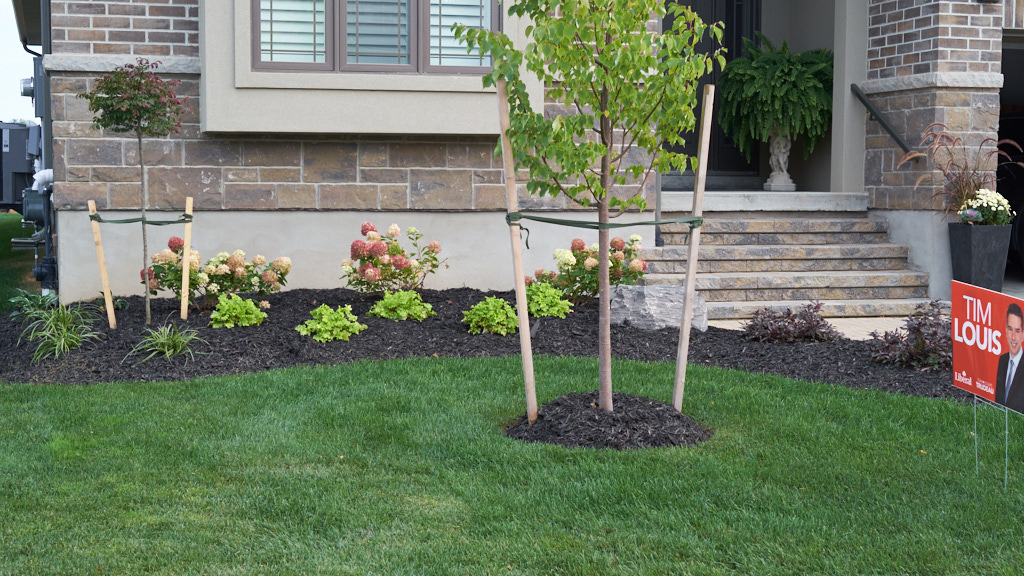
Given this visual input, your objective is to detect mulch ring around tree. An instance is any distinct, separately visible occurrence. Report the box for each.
[505,391,714,450]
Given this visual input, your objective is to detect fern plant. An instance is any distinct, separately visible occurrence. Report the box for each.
[718,32,833,162]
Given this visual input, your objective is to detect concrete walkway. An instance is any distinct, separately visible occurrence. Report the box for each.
[708,269,1024,341]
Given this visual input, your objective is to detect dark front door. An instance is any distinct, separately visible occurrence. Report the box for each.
[663,0,761,191]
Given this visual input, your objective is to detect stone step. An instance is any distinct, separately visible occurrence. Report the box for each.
[704,298,935,320]
[660,218,891,246]
[644,270,929,302]
[644,244,910,274]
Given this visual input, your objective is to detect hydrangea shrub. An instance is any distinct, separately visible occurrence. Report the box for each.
[340,222,446,293]
[532,235,647,305]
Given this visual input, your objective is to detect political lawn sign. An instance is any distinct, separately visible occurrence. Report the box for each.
[952,280,1024,414]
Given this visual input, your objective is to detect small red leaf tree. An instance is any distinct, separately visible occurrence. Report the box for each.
[79,58,188,324]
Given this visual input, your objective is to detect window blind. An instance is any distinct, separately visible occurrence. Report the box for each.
[260,0,328,63]
[347,0,411,64]
[429,0,489,66]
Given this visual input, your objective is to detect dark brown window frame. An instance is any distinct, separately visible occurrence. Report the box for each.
[251,0,499,75]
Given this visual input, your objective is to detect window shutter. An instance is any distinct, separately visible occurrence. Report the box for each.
[429,0,490,66]
[259,0,328,63]
[347,0,411,64]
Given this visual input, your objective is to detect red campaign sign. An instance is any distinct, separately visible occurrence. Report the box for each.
[951,281,1024,414]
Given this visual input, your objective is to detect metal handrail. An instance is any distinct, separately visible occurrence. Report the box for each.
[851,83,914,155]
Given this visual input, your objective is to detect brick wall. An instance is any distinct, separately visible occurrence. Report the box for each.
[51,0,199,57]
[868,0,1002,79]
[863,0,1003,211]
[50,72,530,213]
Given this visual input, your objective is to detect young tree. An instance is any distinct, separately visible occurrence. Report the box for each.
[80,58,188,324]
[456,0,723,412]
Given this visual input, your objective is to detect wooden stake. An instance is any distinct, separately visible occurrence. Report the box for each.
[180,196,194,320]
[497,78,538,425]
[672,84,714,412]
[88,200,117,330]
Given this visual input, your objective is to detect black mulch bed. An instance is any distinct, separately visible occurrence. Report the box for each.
[0,287,965,450]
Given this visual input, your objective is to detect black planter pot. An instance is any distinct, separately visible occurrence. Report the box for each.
[948,222,1011,292]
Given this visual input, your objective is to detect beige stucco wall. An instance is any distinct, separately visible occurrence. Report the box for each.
[200,0,543,135]
[56,210,655,302]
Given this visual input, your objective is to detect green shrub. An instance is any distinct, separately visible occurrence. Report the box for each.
[7,289,59,323]
[463,296,518,336]
[18,302,100,363]
[208,294,267,328]
[124,322,206,365]
[368,290,435,321]
[526,282,572,319]
[296,304,367,343]
[742,302,841,343]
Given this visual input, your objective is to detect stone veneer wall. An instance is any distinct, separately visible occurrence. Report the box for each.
[863,0,1003,211]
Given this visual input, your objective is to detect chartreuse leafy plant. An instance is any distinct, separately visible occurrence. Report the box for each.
[296,304,367,343]
[525,281,572,319]
[463,296,518,336]
[718,32,833,162]
[368,290,435,321]
[79,58,188,325]
[208,294,267,329]
[455,0,722,411]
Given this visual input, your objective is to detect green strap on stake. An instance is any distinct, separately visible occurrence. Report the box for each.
[89,213,193,226]
[505,212,703,248]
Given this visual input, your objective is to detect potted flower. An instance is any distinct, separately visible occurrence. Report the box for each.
[899,123,1024,292]
[717,32,833,191]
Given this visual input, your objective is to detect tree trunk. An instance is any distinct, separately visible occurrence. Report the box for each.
[597,83,613,412]
[138,131,151,325]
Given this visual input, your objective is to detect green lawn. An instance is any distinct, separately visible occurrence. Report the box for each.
[0,212,37,311]
[1,356,1022,574]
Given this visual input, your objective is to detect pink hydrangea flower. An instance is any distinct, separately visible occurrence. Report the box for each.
[271,256,292,275]
[361,221,378,236]
[628,258,648,272]
[380,254,392,266]
[227,253,246,271]
[534,268,548,279]
[584,257,599,270]
[351,240,368,259]
[610,237,626,251]
[234,267,246,278]
[392,255,410,270]
[363,266,382,282]
[570,238,587,252]
[611,251,625,263]
[369,241,388,258]
[387,223,401,238]
[524,276,535,286]
[140,267,154,281]
[366,231,382,242]
[168,236,184,252]
[262,269,279,284]
[427,241,441,254]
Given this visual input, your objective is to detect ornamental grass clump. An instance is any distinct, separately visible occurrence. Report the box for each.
[533,236,647,305]
[463,297,518,336]
[123,322,206,365]
[18,302,100,363]
[208,294,267,328]
[368,290,435,321]
[296,304,367,343]
[148,236,291,309]
[898,122,1024,220]
[341,222,446,293]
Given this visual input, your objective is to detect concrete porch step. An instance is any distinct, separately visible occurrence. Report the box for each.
[644,270,929,302]
[660,218,891,246]
[644,244,910,273]
[704,298,935,320]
